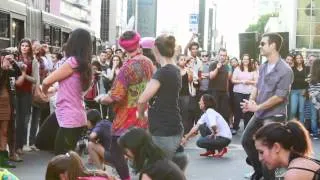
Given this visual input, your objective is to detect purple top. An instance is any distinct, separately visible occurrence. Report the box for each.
[55,57,86,128]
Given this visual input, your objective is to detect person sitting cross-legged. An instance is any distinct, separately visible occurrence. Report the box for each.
[181,94,232,157]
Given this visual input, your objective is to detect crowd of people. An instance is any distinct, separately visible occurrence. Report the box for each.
[0,28,320,180]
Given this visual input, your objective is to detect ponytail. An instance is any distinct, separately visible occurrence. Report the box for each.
[254,120,313,156]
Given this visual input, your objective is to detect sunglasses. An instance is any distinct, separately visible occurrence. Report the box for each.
[201,55,208,57]
[260,42,266,46]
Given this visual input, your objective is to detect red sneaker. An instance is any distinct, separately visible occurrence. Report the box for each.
[213,147,228,158]
[200,151,215,156]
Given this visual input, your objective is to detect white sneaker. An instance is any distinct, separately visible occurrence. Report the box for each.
[22,145,32,152]
[30,145,40,151]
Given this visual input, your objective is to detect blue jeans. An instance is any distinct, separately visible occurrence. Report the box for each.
[310,102,318,135]
[152,133,182,159]
[290,89,305,122]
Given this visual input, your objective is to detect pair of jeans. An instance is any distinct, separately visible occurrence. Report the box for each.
[54,126,84,155]
[241,115,285,180]
[290,89,306,122]
[15,91,32,149]
[196,124,231,151]
[309,102,318,135]
[152,133,183,159]
[233,92,254,130]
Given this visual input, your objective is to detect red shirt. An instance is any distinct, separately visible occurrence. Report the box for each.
[16,59,33,93]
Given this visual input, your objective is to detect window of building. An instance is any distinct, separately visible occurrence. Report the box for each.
[0,11,10,39]
[296,0,320,49]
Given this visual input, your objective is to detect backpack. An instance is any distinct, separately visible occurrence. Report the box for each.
[0,168,19,180]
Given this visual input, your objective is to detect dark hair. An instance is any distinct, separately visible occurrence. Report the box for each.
[310,59,320,84]
[105,47,113,54]
[218,48,227,54]
[109,55,123,69]
[262,33,283,52]
[155,34,176,58]
[53,52,63,61]
[91,61,102,71]
[293,53,305,68]
[240,54,253,72]
[201,94,216,110]
[115,49,123,53]
[65,28,92,91]
[86,109,101,127]
[46,151,109,180]
[286,54,294,59]
[176,54,185,62]
[118,128,166,173]
[142,48,156,66]
[18,39,33,59]
[188,42,199,50]
[254,120,312,156]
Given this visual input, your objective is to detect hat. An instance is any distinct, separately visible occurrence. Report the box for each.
[118,31,141,52]
[140,37,155,49]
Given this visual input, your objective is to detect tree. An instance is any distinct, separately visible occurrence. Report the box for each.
[246,13,278,33]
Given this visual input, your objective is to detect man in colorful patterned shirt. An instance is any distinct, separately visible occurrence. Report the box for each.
[97,30,154,180]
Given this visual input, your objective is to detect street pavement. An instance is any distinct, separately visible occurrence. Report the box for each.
[9,131,320,180]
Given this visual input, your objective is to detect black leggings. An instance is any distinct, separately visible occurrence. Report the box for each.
[54,126,84,155]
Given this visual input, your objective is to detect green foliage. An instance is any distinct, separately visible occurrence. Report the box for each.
[246,13,278,33]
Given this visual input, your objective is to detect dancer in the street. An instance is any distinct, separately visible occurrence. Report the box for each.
[241,33,293,180]
[181,94,232,157]
[96,30,154,180]
[42,28,92,155]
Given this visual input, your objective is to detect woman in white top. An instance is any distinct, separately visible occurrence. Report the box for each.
[231,54,258,134]
[181,94,232,158]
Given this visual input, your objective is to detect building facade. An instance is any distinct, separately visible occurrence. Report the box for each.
[265,0,320,55]
[0,0,95,51]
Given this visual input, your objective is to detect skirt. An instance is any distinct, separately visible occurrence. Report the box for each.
[0,90,11,121]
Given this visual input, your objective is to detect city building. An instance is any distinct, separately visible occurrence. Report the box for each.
[0,0,96,51]
[265,0,320,56]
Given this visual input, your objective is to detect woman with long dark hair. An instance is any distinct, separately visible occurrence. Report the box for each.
[42,28,92,155]
[15,39,39,155]
[118,128,186,180]
[231,54,257,134]
[254,120,319,180]
[290,53,308,123]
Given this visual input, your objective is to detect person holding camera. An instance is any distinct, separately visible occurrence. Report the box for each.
[0,50,22,168]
